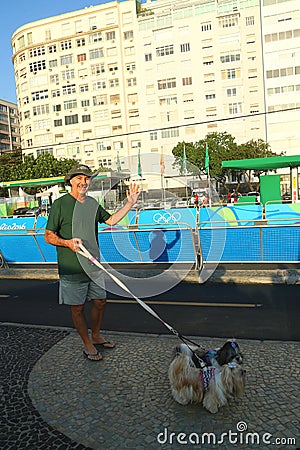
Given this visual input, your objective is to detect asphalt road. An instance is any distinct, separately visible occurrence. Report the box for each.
[0,278,299,341]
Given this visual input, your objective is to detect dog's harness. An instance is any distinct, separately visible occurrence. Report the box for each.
[200,366,216,391]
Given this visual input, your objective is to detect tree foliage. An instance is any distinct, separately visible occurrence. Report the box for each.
[0,153,78,195]
[172,132,279,191]
[0,153,77,182]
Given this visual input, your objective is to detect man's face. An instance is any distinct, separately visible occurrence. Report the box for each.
[70,174,91,196]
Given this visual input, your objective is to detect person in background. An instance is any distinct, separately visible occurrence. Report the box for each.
[45,164,140,362]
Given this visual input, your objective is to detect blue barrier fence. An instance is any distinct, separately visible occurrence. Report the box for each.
[0,205,299,265]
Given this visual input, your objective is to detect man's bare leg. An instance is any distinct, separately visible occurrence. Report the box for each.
[91,299,115,348]
[71,304,102,360]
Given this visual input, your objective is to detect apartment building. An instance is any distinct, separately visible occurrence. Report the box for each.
[0,99,20,154]
[137,0,266,157]
[11,0,141,172]
[11,0,300,177]
[262,0,300,155]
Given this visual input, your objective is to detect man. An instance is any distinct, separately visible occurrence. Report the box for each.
[45,164,140,361]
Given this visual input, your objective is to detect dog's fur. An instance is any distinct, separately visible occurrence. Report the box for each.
[168,340,245,413]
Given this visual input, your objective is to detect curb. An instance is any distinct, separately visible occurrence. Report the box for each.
[1,267,300,284]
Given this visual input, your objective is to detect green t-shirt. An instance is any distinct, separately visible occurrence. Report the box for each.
[46,193,111,277]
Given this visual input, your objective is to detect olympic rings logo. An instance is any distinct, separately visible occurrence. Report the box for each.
[152,212,182,224]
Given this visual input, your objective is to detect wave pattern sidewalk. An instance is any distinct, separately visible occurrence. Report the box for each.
[1,324,299,449]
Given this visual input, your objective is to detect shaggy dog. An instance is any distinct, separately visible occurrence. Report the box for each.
[168,340,245,413]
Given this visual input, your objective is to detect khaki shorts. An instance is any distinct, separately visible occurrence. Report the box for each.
[59,273,106,305]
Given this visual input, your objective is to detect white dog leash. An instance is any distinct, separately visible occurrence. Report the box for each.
[77,243,181,337]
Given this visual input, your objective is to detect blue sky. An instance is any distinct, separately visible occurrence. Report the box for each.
[0,0,123,103]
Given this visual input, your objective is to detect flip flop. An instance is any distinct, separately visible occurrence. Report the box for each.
[83,350,103,361]
[95,340,116,349]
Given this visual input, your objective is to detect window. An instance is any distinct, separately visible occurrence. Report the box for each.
[97,141,111,151]
[124,31,133,40]
[33,104,49,116]
[161,127,179,138]
[182,77,192,86]
[226,87,237,97]
[150,131,158,141]
[82,114,91,122]
[29,61,46,72]
[228,102,242,114]
[124,47,134,56]
[127,78,136,87]
[51,90,60,98]
[248,68,257,78]
[113,141,123,150]
[91,63,105,75]
[53,104,61,112]
[109,79,119,88]
[48,45,57,53]
[94,109,109,121]
[201,23,212,32]
[131,140,141,148]
[246,16,255,26]
[129,109,139,118]
[77,53,86,62]
[206,107,217,117]
[60,54,73,65]
[98,158,112,167]
[221,68,241,80]
[90,48,104,59]
[127,93,137,104]
[67,144,81,156]
[45,30,51,41]
[89,32,102,43]
[125,62,135,72]
[50,74,59,83]
[219,15,239,28]
[49,59,58,68]
[161,110,177,122]
[62,84,76,95]
[92,80,106,90]
[65,114,78,125]
[159,95,177,105]
[32,90,48,101]
[180,43,190,52]
[76,38,85,47]
[184,109,195,119]
[205,93,216,100]
[112,125,122,134]
[156,45,174,57]
[158,78,176,90]
[93,95,107,106]
[145,53,152,62]
[60,40,72,50]
[111,109,121,119]
[61,69,75,80]
[250,104,259,114]
[29,47,45,57]
[220,53,240,63]
[54,119,62,127]
[81,99,90,107]
[106,31,116,40]
[80,85,89,92]
[64,99,77,110]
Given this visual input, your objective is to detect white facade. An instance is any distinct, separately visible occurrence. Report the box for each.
[262,0,300,155]
[11,0,300,175]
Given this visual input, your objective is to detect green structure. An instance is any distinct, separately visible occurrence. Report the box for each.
[222,155,300,205]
